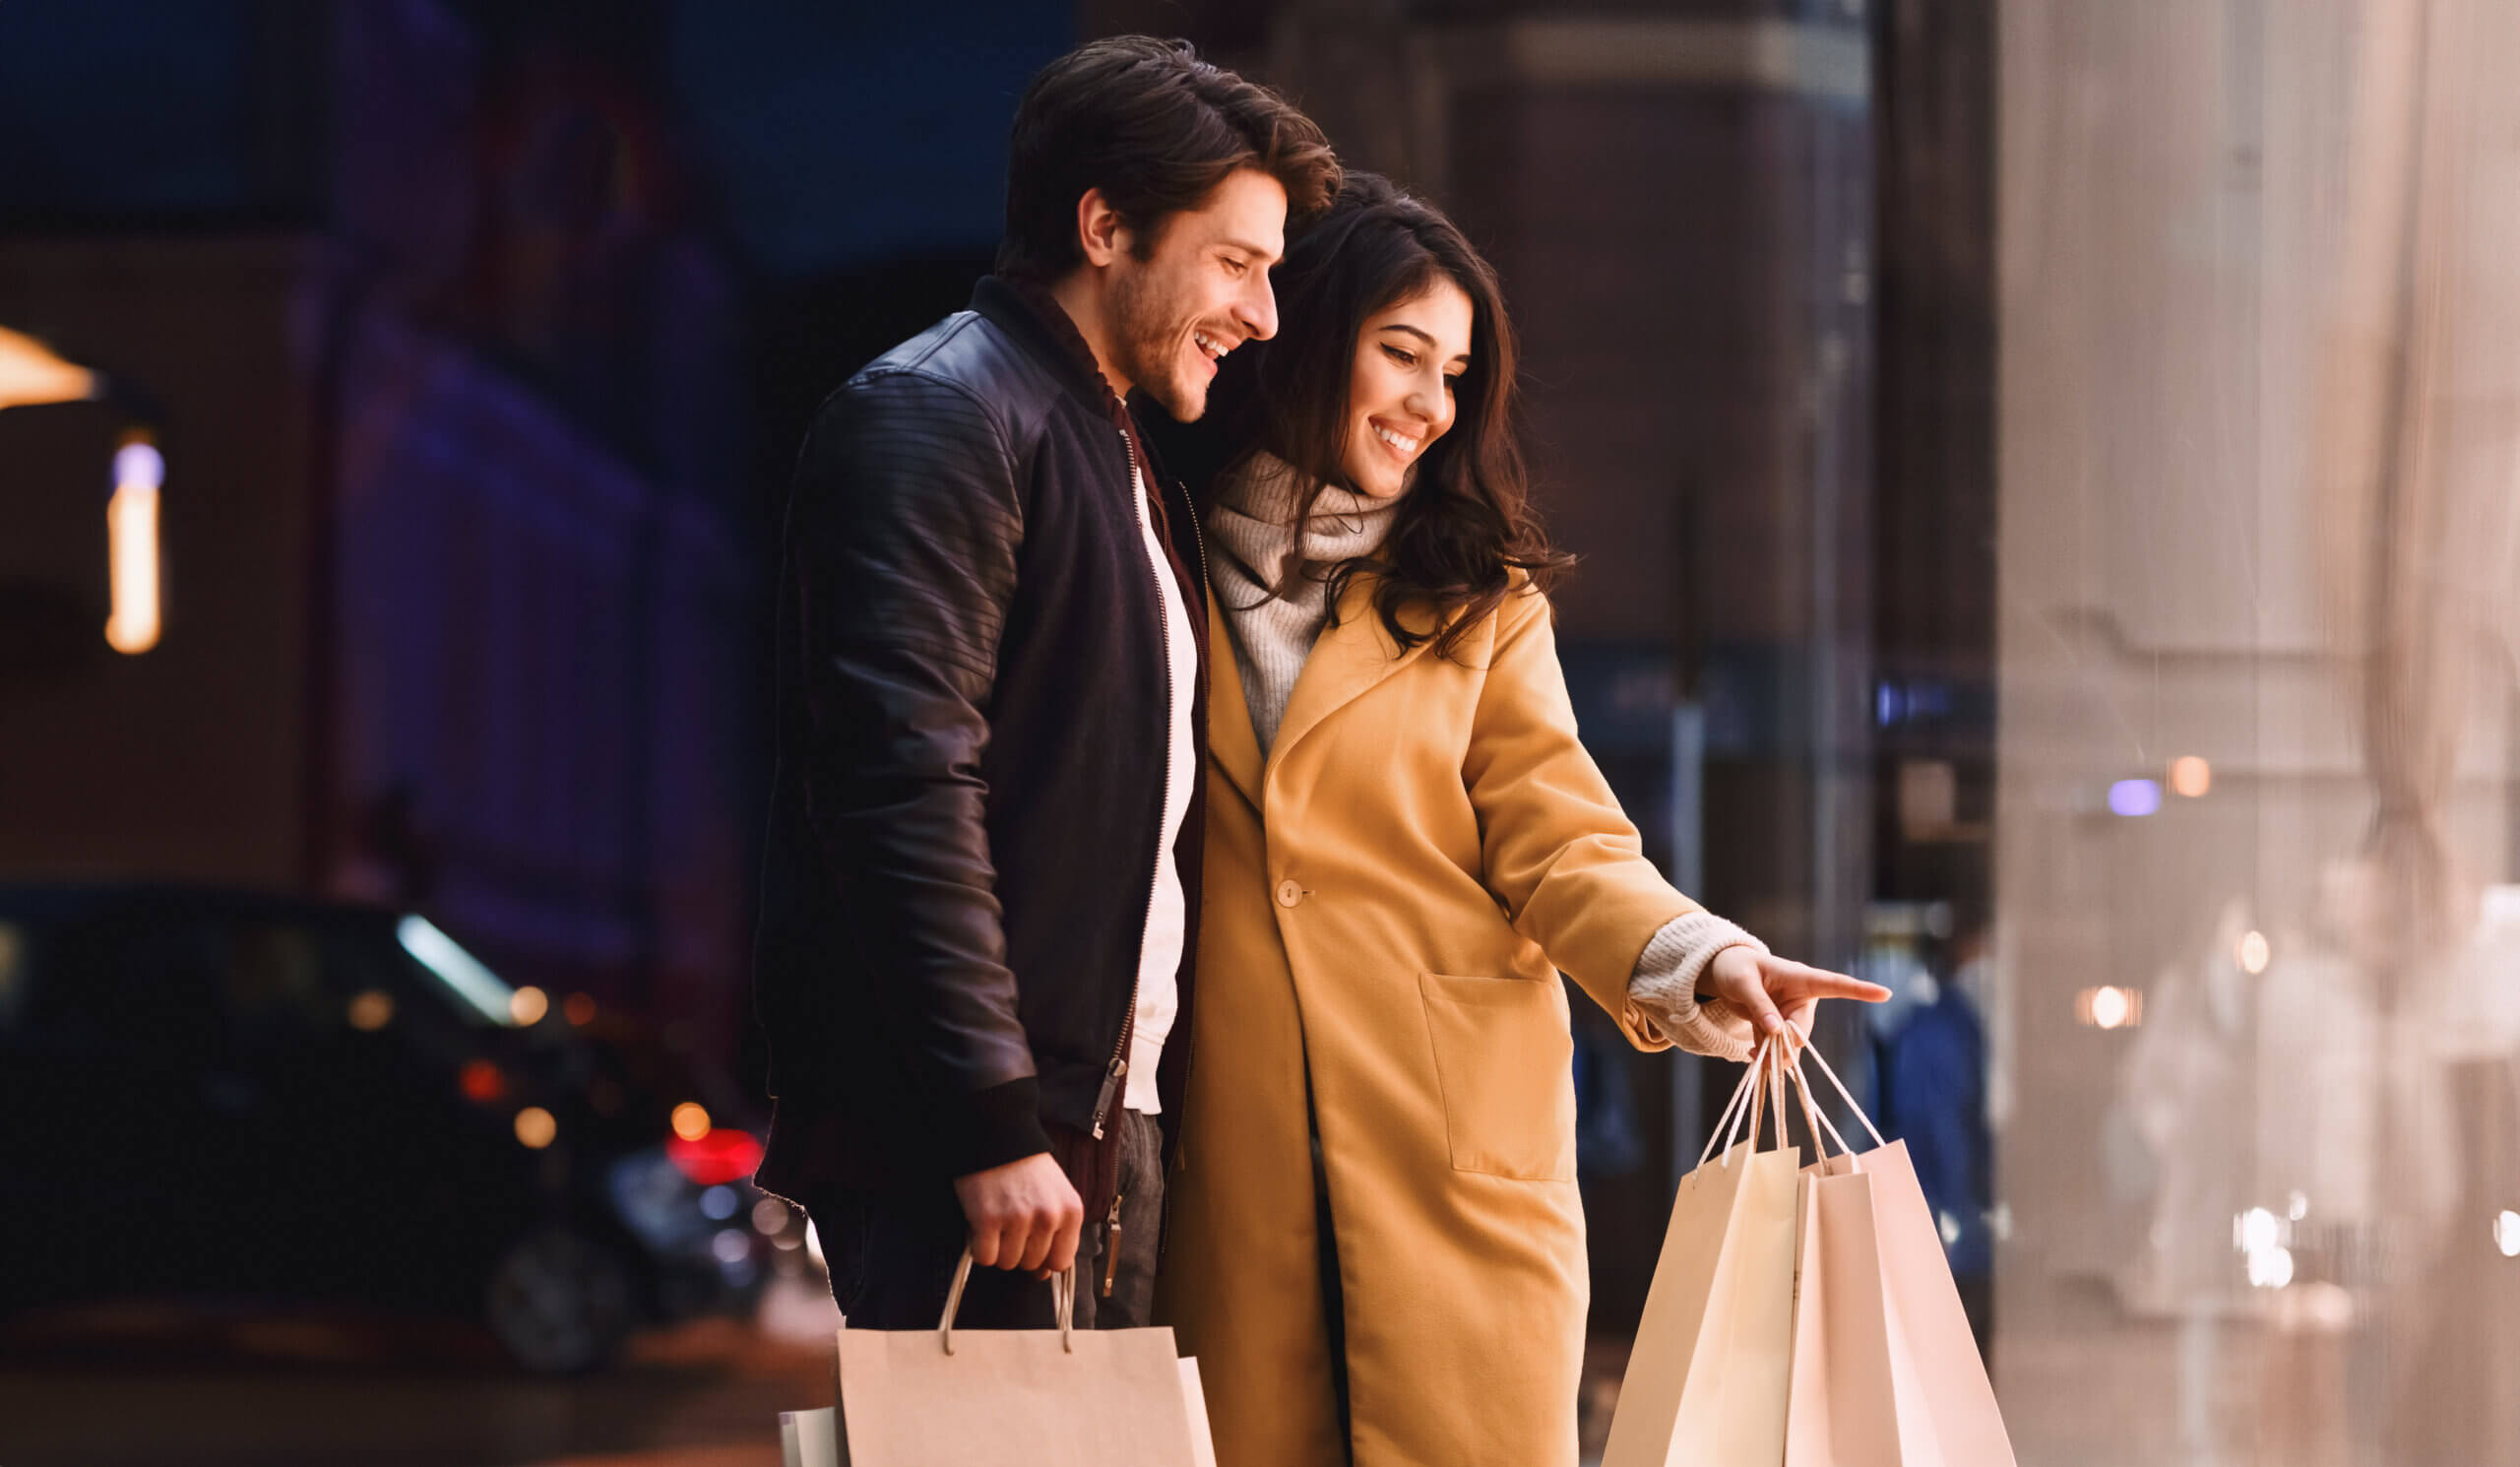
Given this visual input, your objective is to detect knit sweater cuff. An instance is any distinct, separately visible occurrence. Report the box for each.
[1627,912,1769,1061]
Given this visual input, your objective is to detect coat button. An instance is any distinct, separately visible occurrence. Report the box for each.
[1275,879,1304,908]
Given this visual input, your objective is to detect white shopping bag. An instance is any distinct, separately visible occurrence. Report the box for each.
[781,1406,840,1467]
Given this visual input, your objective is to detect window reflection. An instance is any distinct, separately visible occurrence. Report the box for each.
[1998,2,2520,1457]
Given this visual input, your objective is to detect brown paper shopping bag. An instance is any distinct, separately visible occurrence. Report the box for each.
[833,1251,1214,1466]
[1603,1038,1803,1467]
[1782,1043,2016,1467]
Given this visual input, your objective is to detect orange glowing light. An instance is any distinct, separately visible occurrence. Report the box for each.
[2170,756,2212,798]
[670,1101,712,1142]
[0,325,96,410]
[104,438,163,655]
[2075,986,2145,1029]
[346,989,395,1031]
[514,1107,557,1149]
[563,991,598,1026]
[509,986,549,1026]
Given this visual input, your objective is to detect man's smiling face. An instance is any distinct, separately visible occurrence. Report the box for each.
[1102,166,1287,421]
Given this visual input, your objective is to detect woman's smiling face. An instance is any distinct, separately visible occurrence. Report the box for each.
[1339,278,1474,500]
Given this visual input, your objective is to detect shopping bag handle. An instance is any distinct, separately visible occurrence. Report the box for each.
[939,1249,1076,1356]
[1698,1037,1765,1169]
[1780,1036,1862,1171]
[1779,1032,1889,1162]
[1700,1035,1794,1170]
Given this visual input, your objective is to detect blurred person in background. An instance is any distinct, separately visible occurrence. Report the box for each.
[748,36,1335,1332]
[1876,910,1995,1350]
[1152,173,1888,1467]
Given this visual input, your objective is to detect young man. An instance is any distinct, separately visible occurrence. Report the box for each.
[751,36,1338,1331]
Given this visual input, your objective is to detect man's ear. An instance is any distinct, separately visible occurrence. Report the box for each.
[1076,186,1131,268]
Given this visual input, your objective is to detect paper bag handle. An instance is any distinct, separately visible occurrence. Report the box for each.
[1699,1035,1771,1169]
[939,1249,1076,1356]
[1700,1035,1797,1170]
[1780,1036,1861,1170]
[1773,1032,1888,1173]
[1697,1037,1761,1169]
[1794,1034,1888,1150]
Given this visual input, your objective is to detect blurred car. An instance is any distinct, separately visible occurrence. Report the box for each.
[0,883,780,1372]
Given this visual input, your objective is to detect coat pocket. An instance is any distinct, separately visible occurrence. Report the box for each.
[1418,973,1577,1181]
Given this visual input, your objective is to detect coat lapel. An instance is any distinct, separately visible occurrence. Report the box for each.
[1207,597,1265,809]
[1266,573,1433,782]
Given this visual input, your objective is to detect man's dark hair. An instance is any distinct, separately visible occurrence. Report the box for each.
[998,36,1339,280]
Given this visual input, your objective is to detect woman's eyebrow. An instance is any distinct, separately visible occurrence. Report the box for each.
[1378,322,1473,363]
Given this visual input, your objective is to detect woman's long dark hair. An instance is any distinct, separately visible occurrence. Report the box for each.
[1210,172,1571,661]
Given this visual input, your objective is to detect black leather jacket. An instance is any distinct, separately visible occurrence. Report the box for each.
[752,278,1208,1202]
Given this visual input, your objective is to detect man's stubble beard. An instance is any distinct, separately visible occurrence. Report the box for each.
[1108,265,1206,422]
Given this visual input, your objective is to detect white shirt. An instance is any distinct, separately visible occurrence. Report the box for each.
[1123,436,1198,1114]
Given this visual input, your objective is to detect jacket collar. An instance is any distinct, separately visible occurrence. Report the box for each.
[1267,573,1436,782]
[1205,571,1441,810]
[974,275,1192,498]
[971,276,1132,425]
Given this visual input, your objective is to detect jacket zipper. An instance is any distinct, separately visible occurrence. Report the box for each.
[1154,471,1208,1271]
[1169,478,1208,1100]
[1093,425,1172,1141]
[1101,1187,1127,1298]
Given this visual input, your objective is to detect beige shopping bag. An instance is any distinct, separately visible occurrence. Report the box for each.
[1782,1044,2017,1467]
[832,1251,1214,1466]
[1602,1039,1804,1467]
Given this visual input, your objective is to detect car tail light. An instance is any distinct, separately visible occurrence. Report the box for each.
[665,1128,763,1186]
[459,1058,509,1105]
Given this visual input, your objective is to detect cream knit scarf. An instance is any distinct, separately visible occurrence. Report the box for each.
[1204,453,1400,753]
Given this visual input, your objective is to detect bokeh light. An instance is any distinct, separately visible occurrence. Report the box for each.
[2077,986,2144,1030]
[346,989,395,1031]
[2108,779,2162,817]
[458,1058,507,1105]
[513,1107,556,1149]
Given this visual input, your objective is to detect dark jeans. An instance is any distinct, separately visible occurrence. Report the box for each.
[813,1109,1166,1330]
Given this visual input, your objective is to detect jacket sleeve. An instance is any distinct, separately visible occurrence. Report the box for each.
[787,369,1048,1175]
[1462,583,1699,1051]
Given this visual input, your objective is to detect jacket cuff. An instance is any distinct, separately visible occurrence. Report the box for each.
[1626,912,1769,1061]
[947,1076,1054,1178]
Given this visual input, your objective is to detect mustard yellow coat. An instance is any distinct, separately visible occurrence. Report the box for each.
[1157,574,1702,1467]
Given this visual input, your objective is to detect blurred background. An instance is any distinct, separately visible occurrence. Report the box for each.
[2,2,2515,1464]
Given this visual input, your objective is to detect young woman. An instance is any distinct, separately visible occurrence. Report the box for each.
[1154,174,1888,1467]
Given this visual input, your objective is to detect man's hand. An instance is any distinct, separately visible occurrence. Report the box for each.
[952,1152,1084,1277]
[1704,946,1891,1045]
